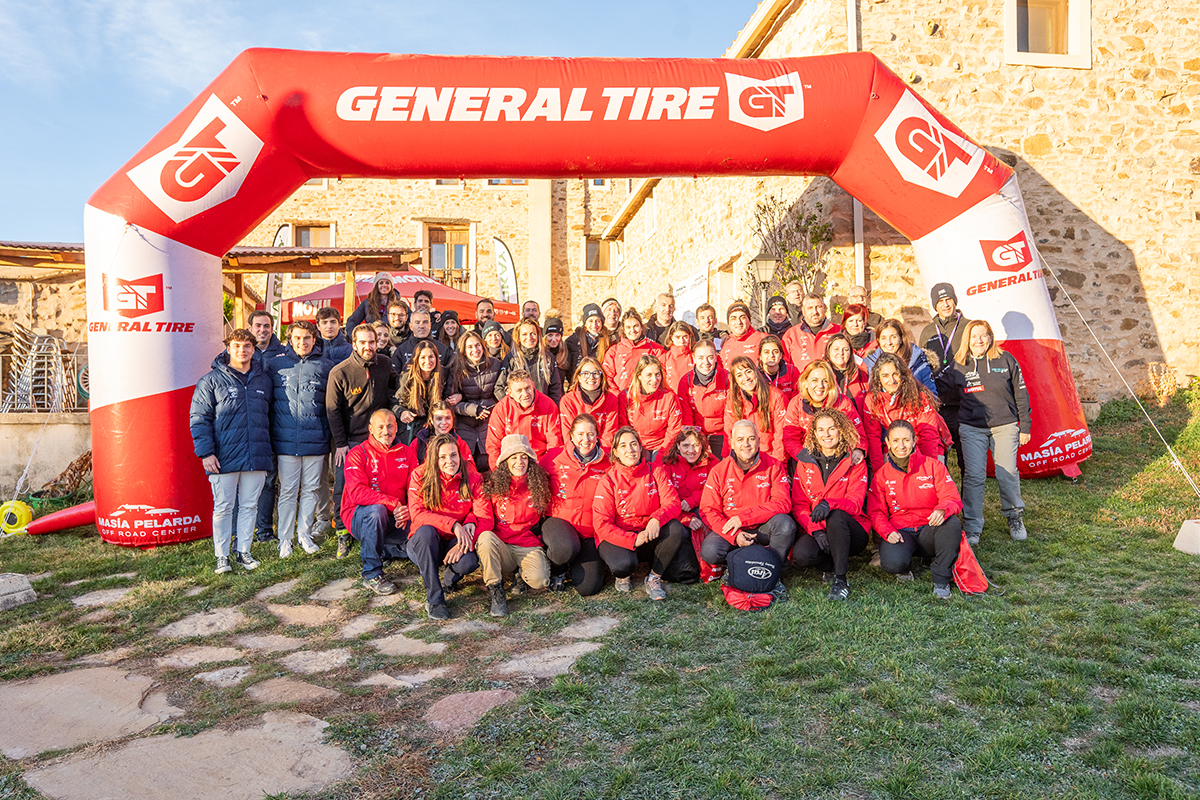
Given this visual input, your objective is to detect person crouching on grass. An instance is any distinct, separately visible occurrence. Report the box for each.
[407,433,487,620]
[476,435,553,617]
[593,427,686,600]
[868,419,963,599]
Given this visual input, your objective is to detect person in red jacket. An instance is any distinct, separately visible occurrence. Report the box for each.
[861,353,943,471]
[486,370,563,468]
[602,310,665,391]
[412,401,476,475]
[661,427,721,582]
[723,357,788,461]
[699,419,796,597]
[719,301,764,370]
[407,433,490,619]
[759,334,799,404]
[559,357,627,449]
[593,427,686,600]
[782,361,866,461]
[781,292,842,371]
[825,333,870,411]
[868,419,963,599]
[678,340,730,457]
[625,355,684,459]
[661,321,695,393]
[790,409,870,601]
[341,409,416,596]
[540,413,612,596]
[476,434,552,616]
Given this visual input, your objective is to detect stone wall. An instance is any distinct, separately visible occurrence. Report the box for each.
[0,275,88,343]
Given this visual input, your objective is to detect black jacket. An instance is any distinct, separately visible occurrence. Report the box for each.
[325,352,398,448]
[453,357,508,455]
[392,335,451,373]
[504,345,564,403]
[945,351,1031,434]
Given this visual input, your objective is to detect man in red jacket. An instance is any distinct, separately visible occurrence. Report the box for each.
[486,371,563,468]
[719,302,764,370]
[781,293,842,371]
[699,419,796,598]
[341,409,416,595]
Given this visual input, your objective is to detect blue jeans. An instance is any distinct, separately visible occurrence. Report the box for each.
[960,422,1025,535]
[407,524,480,607]
[352,505,408,580]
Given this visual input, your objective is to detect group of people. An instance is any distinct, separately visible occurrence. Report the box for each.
[190,272,1032,617]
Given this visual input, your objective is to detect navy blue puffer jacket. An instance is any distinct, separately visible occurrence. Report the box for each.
[190,352,274,473]
[267,345,333,456]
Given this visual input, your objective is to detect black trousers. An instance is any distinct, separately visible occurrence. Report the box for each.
[700,513,797,567]
[790,510,868,578]
[597,520,687,578]
[541,517,605,597]
[877,515,962,584]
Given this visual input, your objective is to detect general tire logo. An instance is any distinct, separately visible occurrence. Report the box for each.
[725,72,804,132]
[102,273,164,318]
[874,91,985,197]
[127,94,264,223]
[980,231,1033,273]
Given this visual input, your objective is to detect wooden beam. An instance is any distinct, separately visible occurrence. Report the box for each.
[232,273,246,328]
[343,260,357,323]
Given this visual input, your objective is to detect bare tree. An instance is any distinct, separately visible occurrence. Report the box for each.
[752,194,833,296]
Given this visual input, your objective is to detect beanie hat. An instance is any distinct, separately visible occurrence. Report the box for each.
[930,282,957,306]
[373,272,394,287]
[481,320,504,338]
[727,301,752,319]
[601,297,621,311]
[581,303,603,324]
[766,295,788,313]
[543,316,564,335]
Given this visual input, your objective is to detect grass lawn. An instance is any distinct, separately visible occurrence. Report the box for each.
[1,388,1199,799]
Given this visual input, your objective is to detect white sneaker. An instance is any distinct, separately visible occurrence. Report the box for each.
[279,539,293,558]
[297,536,320,555]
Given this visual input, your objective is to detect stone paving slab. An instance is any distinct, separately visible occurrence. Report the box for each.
[424,689,517,733]
[157,607,249,639]
[0,668,183,759]
[63,573,137,587]
[193,666,252,687]
[70,587,134,608]
[79,608,115,623]
[309,578,357,602]
[247,678,341,704]
[367,594,408,608]
[154,646,245,669]
[71,647,135,666]
[279,649,353,674]
[184,586,206,597]
[234,634,307,652]
[357,666,453,689]
[441,620,500,636]
[265,603,344,627]
[368,633,447,657]
[493,642,603,679]
[255,579,300,600]
[338,613,384,639]
[0,573,37,611]
[25,711,353,800]
[557,616,620,639]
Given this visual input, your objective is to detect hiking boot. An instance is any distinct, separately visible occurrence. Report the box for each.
[614,576,632,593]
[510,574,529,596]
[828,578,850,602]
[442,567,463,593]
[933,582,952,600]
[336,533,352,559]
[1007,514,1028,542]
[644,572,667,601]
[895,571,914,582]
[297,535,320,555]
[488,583,508,617]
[426,602,450,621]
[548,573,569,592]
[771,580,789,603]
[279,539,293,559]
[362,575,397,596]
[214,556,232,575]
[966,532,981,547]
[234,551,260,571]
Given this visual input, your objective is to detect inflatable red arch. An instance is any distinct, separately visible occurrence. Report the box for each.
[85,49,1091,547]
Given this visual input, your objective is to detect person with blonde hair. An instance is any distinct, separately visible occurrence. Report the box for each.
[782,360,865,461]
[861,353,943,471]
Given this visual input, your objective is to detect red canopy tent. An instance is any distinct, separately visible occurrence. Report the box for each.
[280,268,519,325]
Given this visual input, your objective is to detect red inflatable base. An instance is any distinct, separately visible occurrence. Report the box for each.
[26,501,97,535]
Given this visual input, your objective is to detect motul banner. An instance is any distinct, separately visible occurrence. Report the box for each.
[85,49,1089,546]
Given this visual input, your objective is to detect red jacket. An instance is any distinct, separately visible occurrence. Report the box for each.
[626,386,684,451]
[764,361,800,404]
[602,337,666,392]
[559,388,627,449]
[782,392,866,460]
[340,436,417,535]
[723,386,788,461]
[790,449,869,535]
[407,465,490,540]
[485,475,544,547]
[663,455,716,527]
[782,319,841,371]
[678,367,730,437]
[836,364,870,411]
[719,329,764,370]
[486,392,563,468]
[861,391,943,470]
[661,345,693,393]
[593,461,681,550]
[699,453,791,544]
[540,446,610,538]
[868,452,963,537]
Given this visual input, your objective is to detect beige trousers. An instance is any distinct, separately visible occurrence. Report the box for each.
[475,530,550,588]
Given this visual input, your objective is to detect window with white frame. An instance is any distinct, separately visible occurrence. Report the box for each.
[1004,0,1091,69]
[486,178,527,186]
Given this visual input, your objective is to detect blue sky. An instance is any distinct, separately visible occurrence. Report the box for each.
[0,0,760,243]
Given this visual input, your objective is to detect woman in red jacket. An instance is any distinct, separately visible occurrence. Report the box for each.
[661,427,721,582]
[825,333,869,410]
[790,409,870,601]
[782,360,866,461]
[539,414,611,596]
[661,321,695,393]
[602,310,665,391]
[758,334,799,404]
[407,433,489,620]
[559,357,627,449]
[723,356,787,460]
[594,427,685,600]
[476,434,553,617]
[861,353,943,471]
[625,354,684,460]
[868,419,963,599]
[678,340,730,457]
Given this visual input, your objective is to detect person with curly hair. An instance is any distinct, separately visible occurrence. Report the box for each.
[625,354,684,460]
[782,360,866,462]
[559,357,627,449]
[862,318,937,396]
[476,435,553,616]
[723,356,787,461]
[790,408,870,601]
[861,353,943,471]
